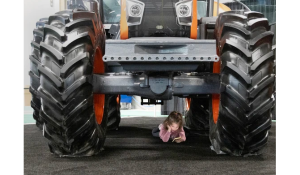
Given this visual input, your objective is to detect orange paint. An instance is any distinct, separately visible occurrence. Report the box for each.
[93,47,105,124]
[185,98,191,111]
[211,0,229,123]
[212,43,221,123]
[116,95,120,111]
[116,95,120,104]
[120,0,128,39]
[213,2,231,17]
[212,94,220,124]
[93,48,105,74]
[190,0,198,39]
[94,94,105,124]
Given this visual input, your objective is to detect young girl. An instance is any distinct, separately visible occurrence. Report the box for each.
[152,111,186,143]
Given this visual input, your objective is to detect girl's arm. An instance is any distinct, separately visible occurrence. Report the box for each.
[178,127,186,141]
[159,127,171,142]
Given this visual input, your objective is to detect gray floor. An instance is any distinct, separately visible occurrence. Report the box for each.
[24,117,276,175]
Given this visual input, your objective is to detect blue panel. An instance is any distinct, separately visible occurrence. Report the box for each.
[120,95,132,103]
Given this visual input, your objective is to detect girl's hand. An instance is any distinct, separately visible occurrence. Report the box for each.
[167,125,171,132]
[174,139,183,143]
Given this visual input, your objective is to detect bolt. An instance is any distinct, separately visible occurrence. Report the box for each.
[201,57,203,60]
[141,57,144,60]
[185,57,189,60]
[156,57,159,60]
[111,57,114,60]
[171,57,174,60]
[208,57,211,60]
[133,57,136,60]
[126,57,129,60]
[118,57,121,60]
[178,57,181,60]
[193,57,196,60]
[163,57,166,60]
[148,57,151,60]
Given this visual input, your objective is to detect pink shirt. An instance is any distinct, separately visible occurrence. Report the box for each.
[158,124,186,142]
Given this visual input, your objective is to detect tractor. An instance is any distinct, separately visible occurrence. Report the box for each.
[28,0,275,157]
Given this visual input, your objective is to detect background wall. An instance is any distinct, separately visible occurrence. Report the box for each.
[24,0,60,87]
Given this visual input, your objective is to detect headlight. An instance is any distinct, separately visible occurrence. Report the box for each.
[179,5,190,17]
[175,0,193,26]
[126,0,145,26]
[130,4,142,16]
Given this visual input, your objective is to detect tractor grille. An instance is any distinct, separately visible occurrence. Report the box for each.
[128,0,191,38]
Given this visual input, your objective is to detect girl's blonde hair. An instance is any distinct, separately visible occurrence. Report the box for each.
[163,111,183,130]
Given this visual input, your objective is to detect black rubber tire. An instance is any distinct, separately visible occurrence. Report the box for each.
[209,11,275,156]
[271,47,276,120]
[37,10,108,157]
[185,98,209,131]
[107,95,121,131]
[29,18,48,129]
[270,23,276,120]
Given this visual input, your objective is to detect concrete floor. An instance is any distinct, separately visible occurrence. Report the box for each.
[24,117,276,175]
[24,100,276,174]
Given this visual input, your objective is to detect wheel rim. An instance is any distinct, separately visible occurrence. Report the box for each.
[93,47,105,124]
[212,94,220,124]
[116,95,120,104]
[185,98,191,111]
[212,57,221,124]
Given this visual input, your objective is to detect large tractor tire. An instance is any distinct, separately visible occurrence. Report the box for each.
[107,95,121,130]
[270,24,276,120]
[37,10,110,157]
[29,18,48,129]
[209,11,275,156]
[185,98,209,131]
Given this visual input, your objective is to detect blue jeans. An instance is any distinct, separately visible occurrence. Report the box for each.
[152,127,160,137]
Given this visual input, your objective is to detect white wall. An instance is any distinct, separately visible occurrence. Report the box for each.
[24,0,60,87]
